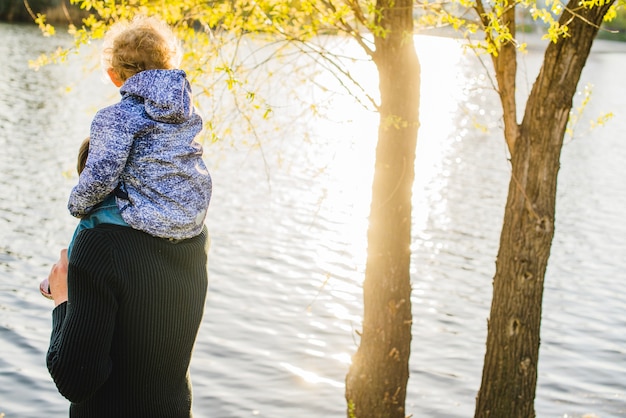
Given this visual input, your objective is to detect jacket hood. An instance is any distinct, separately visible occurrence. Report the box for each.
[120,69,194,123]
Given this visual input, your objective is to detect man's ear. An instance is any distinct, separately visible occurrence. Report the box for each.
[107,68,124,87]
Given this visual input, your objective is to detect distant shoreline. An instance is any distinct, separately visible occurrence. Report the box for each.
[0,2,87,24]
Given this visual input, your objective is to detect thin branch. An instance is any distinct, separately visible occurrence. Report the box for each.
[317,0,376,57]
[561,3,608,30]
[291,39,379,110]
[23,0,36,20]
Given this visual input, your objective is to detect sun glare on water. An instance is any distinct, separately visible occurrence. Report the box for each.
[310,34,470,282]
[281,35,474,385]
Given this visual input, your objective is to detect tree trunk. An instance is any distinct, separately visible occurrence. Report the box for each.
[475,2,615,417]
[344,0,420,416]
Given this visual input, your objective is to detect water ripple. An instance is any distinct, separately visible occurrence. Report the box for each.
[1,24,625,418]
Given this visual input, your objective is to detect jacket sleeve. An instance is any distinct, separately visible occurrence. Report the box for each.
[46,232,118,402]
[67,106,134,217]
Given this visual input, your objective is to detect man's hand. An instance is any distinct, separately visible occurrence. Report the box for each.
[48,249,69,306]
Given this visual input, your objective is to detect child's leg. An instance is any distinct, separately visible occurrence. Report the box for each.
[67,194,129,258]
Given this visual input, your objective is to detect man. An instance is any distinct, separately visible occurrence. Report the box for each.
[46,224,209,417]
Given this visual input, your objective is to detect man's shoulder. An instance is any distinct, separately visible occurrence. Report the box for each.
[73,225,149,261]
[73,225,209,271]
[76,224,137,244]
[82,224,208,246]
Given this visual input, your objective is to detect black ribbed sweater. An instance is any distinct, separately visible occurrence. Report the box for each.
[47,224,209,417]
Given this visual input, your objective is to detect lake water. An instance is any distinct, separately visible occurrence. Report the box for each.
[1,22,625,418]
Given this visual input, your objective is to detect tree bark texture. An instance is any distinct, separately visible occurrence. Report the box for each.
[344,0,420,416]
[475,2,615,417]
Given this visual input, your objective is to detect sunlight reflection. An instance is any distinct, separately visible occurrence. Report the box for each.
[325,302,360,323]
[295,333,327,348]
[300,37,472,349]
[329,289,357,301]
[316,36,469,267]
[305,349,326,357]
[280,362,345,388]
[331,352,352,365]
[413,36,468,238]
[308,338,327,348]
[309,320,328,330]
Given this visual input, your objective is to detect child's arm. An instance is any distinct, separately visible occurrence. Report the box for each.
[68,106,135,217]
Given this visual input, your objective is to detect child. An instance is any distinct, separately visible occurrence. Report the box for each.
[67,15,212,241]
[40,16,212,298]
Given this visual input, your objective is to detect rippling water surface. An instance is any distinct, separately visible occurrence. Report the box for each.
[1,22,625,417]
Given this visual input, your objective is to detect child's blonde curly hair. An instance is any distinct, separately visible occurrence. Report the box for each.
[101,15,183,83]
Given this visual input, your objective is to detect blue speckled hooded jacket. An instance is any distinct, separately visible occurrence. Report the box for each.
[68,69,212,240]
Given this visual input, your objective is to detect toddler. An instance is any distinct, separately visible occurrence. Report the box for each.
[68,15,212,240]
[40,16,212,298]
